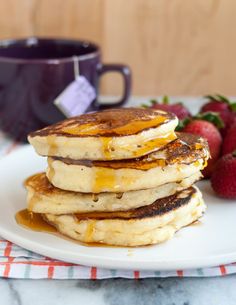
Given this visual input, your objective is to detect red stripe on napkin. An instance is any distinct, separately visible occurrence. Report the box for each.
[48,265,55,278]
[177,270,183,277]
[4,241,12,256]
[134,271,140,279]
[3,257,14,277]
[0,261,74,266]
[220,265,226,275]
[90,267,97,279]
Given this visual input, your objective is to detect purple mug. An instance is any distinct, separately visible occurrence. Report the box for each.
[0,38,131,141]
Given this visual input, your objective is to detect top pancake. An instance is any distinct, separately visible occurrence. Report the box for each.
[28,108,178,160]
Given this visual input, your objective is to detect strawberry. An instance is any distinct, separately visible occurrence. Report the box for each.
[222,120,236,155]
[181,113,223,178]
[201,94,236,135]
[143,96,191,120]
[211,151,236,199]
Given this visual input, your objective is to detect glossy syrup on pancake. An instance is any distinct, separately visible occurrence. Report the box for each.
[28,108,178,160]
[25,173,127,203]
[15,210,106,247]
[47,133,209,193]
[29,108,176,138]
[52,133,209,171]
[15,210,128,248]
[100,131,177,159]
[15,209,57,233]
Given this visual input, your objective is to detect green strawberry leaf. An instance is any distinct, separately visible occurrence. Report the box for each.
[204,95,221,102]
[195,112,225,129]
[233,151,236,157]
[141,103,149,108]
[150,99,158,105]
[175,117,191,131]
[204,94,230,104]
[162,95,169,105]
[141,99,158,108]
[215,94,230,104]
[230,102,236,112]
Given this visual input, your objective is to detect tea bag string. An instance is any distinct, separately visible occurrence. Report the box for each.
[73,56,80,79]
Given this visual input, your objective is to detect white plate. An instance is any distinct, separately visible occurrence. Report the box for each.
[0,145,236,271]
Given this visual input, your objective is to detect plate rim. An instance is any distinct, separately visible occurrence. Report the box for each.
[1,224,236,270]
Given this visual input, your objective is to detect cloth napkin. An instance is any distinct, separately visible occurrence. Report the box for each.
[0,130,234,279]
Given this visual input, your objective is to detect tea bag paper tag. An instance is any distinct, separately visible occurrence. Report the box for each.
[54,57,96,117]
[54,76,96,117]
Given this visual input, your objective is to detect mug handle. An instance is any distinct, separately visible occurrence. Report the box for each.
[96,63,132,108]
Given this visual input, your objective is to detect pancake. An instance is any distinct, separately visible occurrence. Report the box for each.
[25,172,201,214]
[44,186,206,246]
[46,133,209,193]
[28,108,178,160]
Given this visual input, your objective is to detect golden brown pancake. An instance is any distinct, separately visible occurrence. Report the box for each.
[55,133,208,170]
[73,186,197,220]
[46,133,209,193]
[29,108,177,137]
[28,108,178,160]
[25,171,201,214]
[44,186,206,246]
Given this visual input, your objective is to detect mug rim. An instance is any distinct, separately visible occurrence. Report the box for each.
[0,37,100,64]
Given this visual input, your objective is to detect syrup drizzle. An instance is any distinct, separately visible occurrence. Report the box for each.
[47,158,55,182]
[93,167,116,193]
[101,137,113,159]
[84,221,96,243]
[46,136,58,155]
[99,132,177,160]
[61,112,169,136]
[15,209,119,248]
[126,132,177,157]
[15,209,56,233]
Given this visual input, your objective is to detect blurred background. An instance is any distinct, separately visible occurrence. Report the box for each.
[0,0,235,95]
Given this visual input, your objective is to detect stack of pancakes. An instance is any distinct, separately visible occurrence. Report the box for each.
[27,108,210,246]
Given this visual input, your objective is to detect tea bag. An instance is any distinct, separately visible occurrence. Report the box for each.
[54,56,96,117]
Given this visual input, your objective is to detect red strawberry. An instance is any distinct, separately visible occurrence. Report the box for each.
[201,94,236,135]
[182,115,222,178]
[145,96,191,120]
[211,151,236,199]
[222,121,236,155]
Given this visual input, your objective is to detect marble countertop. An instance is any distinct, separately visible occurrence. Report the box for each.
[1,96,235,304]
[1,276,236,305]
